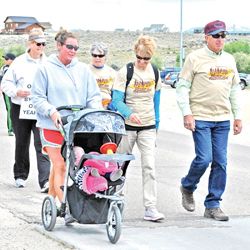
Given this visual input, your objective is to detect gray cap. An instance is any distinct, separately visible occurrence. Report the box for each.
[90,42,108,55]
[28,28,46,43]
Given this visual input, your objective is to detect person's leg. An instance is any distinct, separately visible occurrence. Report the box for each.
[32,123,50,188]
[181,120,213,192]
[3,93,13,134]
[137,129,157,208]
[117,131,136,154]
[45,147,65,202]
[11,103,31,181]
[137,129,164,221]
[204,120,230,208]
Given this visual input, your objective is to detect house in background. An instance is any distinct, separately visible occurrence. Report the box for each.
[3,16,51,34]
[143,24,169,33]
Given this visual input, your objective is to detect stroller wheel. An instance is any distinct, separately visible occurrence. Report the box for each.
[41,195,57,231]
[106,205,122,244]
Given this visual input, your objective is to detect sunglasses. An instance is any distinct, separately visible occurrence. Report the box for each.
[211,33,227,39]
[64,44,79,51]
[92,54,105,58]
[136,55,151,61]
[36,42,46,46]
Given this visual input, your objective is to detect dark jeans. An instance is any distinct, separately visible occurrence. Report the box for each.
[11,103,50,188]
[181,120,230,208]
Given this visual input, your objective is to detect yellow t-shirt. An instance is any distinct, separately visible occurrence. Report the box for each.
[89,64,116,108]
[179,47,240,121]
[113,63,161,126]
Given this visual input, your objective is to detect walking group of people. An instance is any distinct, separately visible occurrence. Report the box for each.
[0,19,242,223]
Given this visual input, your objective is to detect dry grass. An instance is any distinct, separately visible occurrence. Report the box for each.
[1,31,250,69]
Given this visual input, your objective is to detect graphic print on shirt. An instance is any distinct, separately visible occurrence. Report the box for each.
[130,79,155,93]
[96,77,113,91]
[208,66,234,80]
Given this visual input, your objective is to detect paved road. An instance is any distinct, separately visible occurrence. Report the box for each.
[1,87,250,249]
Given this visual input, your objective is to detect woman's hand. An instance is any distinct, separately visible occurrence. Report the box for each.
[16,89,30,97]
[51,111,62,129]
[129,113,142,125]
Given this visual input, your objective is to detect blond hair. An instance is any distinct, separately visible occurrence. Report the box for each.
[134,35,157,57]
[55,29,77,45]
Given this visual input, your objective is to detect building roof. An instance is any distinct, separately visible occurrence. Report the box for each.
[15,23,44,30]
[4,16,38,23]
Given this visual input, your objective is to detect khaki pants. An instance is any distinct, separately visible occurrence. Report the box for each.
[118,129,157,208]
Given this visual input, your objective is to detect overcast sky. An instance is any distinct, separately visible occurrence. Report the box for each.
[1,0,249,32]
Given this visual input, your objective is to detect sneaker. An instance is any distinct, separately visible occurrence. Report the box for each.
[41,181,49,193]
[8,131,14,136]
[15,178,26,188]
[180,186,195,212]
[109,169,123,182]
[64,209,76,225]
[204,207,229,221]
[144,207,165,221]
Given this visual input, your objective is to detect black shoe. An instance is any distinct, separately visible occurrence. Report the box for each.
[180,186,195,212]
[204,207,229,221]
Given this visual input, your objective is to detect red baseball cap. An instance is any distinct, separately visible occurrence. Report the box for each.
[204,20,226,35]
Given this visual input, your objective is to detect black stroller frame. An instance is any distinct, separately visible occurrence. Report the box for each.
[41,106,134,244]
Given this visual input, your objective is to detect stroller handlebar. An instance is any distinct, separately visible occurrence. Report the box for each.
[56,105,84,112]
[80,153,135,163]
[56,105,84,126]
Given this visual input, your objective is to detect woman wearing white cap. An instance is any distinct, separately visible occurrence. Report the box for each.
[1,28,50,192]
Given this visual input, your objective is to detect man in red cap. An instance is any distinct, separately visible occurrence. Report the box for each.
[176,20,242,221]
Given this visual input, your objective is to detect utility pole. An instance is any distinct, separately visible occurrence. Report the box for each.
[180,0,183,68]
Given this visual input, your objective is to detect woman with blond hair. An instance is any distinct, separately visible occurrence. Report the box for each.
[110,35,164,222]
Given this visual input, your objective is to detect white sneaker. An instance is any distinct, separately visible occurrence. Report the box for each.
[15,178,26,188]
[64,206,76,225]
[41,181,49,193]
[144,207,165,221]
[64,212,75,225]
[110,169,123,182]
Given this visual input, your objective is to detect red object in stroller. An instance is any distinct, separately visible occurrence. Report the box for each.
[41,106,134,244]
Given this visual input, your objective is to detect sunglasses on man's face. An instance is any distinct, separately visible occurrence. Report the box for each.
[92,54,105,58]
[211,33,227,39]
[36,42,46,46]
[64,44,79,51]
[136,55,151,61]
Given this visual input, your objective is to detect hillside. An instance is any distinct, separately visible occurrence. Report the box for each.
[1,31,250,69]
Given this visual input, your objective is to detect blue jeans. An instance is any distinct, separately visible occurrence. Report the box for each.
[181,120,230,208]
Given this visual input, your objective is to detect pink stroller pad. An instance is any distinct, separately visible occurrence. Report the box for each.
[73,146,85,166]
[84,158,118,175]
[75,166,91,194]
[86,175,108,194]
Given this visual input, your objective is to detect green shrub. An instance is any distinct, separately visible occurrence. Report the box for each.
[0,44,25,68]
[224,40,250,54]
[224,40,250,73]
[151,55,164,70]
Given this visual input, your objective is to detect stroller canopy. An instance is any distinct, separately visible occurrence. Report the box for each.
[64,109,126,144]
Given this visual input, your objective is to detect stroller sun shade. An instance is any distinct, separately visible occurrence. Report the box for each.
[74,111,126,134]
[64,110,126,145]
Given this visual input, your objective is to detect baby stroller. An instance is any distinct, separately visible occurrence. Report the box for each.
[41,105,134,244]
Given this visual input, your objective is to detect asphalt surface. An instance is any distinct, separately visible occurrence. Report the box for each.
[1,87,250,249]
